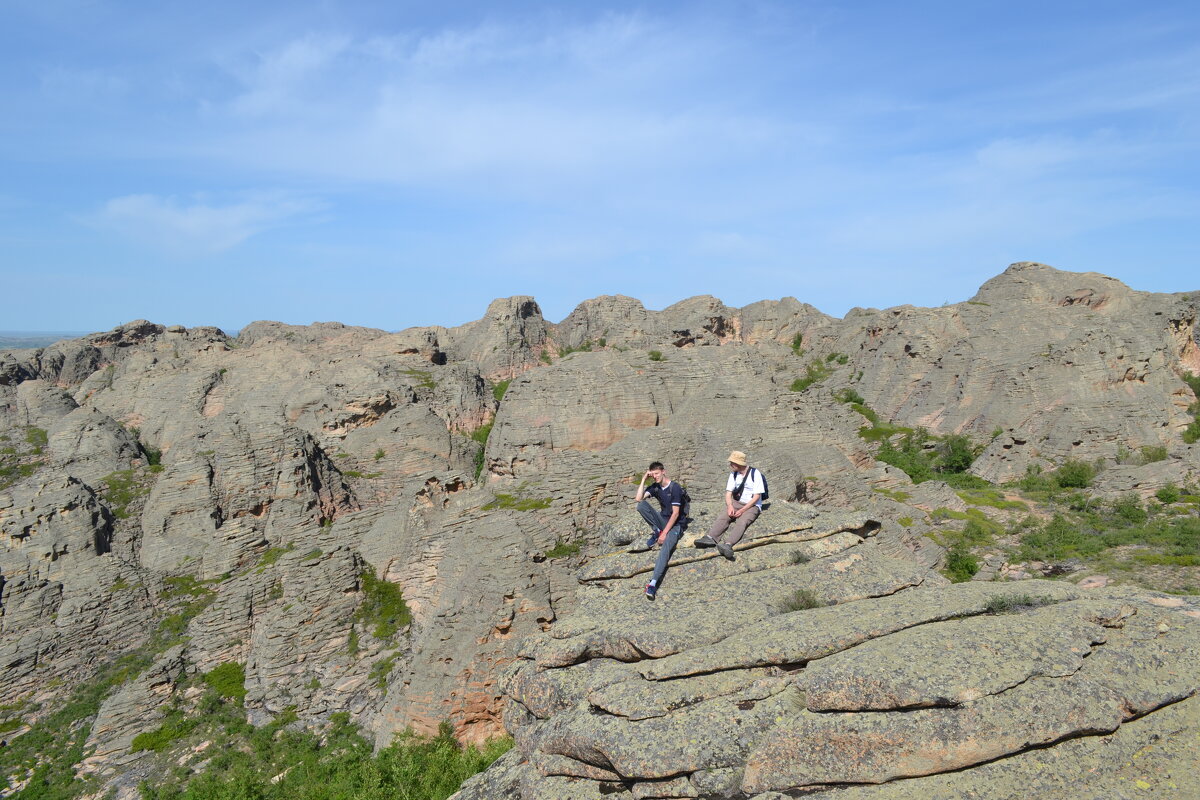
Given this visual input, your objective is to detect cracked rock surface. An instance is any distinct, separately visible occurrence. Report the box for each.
[455,513,1200,799]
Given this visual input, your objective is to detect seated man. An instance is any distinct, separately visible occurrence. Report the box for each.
[694,450,765,561]
[630,461,684,601]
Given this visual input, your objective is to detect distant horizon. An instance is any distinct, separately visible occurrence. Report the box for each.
[4,260,1198,341]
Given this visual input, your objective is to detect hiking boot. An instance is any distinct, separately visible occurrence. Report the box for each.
[717,542,735,561]
[630,531,659,553]
[693,535,718,548]
[645,583,657,601]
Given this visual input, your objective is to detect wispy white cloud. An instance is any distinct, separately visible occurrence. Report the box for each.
[87,192,321,254]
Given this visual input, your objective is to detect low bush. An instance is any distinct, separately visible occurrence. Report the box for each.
[790,359,833,392]
[203,662,247,703]
[942,541,979,583]
[983,594,1055,614]
[780,588,823,612]
[357,569,412,641]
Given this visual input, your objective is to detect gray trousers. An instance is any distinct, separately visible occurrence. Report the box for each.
[707,502,761,546]
[637,499,682,587]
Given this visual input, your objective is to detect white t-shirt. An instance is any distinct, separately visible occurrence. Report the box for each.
[726,468,765,507]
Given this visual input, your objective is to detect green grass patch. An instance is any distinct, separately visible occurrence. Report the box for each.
[790,359,833,392]
[203,663,247,703]
[492,379,511,402]
[138,716,511,800]
[482,493,553,511]
[357,569,412,642]
[897,516,914,527]
[648,350,664,361]
[370,654,400,690]
[256,545,293,571]
[874,487,911,502]
[0,651,155,798]
[400,368,436,390]
[100,469,150,519]
[544,538,583,559]
[956,489,1028,511]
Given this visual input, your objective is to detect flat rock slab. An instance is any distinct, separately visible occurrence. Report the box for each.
[777,692,1200,799]
[642,581,1082,680]
[741,675,1126,791]
[531,549,935,668]
[799,600,1115,711]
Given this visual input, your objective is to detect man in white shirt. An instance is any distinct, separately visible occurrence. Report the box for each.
[694,450,764,561]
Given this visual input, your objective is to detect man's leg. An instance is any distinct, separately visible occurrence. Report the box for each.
[632,499,664,551]
[646,524,682,595]
[696,507,732,547]
[724,504,761,546]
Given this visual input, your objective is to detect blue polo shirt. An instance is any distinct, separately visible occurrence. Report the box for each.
[646,480,683,520]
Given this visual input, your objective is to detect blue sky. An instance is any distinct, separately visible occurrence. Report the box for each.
[2,1,1198,333]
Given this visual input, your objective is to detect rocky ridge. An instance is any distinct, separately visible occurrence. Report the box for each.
[1,263,1199,797]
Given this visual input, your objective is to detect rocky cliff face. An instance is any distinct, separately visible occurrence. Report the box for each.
[2,263,1199,797]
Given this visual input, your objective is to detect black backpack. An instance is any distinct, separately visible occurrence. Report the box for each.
[733,468,769,502]
[680,486,691,518]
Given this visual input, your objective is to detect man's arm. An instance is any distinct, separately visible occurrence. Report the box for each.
[732,493,761,517]
[635,471,652,502]
[724,490,736,515]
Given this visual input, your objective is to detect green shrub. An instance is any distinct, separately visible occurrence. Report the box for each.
[131,710,200,753]
[370,654,399,690]
[983,594,1055,614]
[1140,445,1169,463]
[942,541,979,583]
[1018,514,1100,560]
[789,551,812,565]
[492,380,511,402]
[1053,459,1095,489]
[470,422,493,480]
[790,359,833,392]
[874,487,912,502]
[137,716,511,800]
[780,588,823,612]
[357,569,411,641]
[1157,484,1182,504]
[876,433,934,484]
[375,448,386,461]
[648,350,664,361]
[1109,493,1147,526]
[790,333,805,356]
[255,545,293,571]
[897,516,914,527]
[833,387,865,405]
[203,662,247,703]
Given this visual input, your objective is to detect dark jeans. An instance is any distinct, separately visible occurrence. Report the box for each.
[637,499,682,587]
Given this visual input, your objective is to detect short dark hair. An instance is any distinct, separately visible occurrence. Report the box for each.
[648,461,664,471]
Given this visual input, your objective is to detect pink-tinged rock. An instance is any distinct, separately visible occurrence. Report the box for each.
[1077,575,1110,589]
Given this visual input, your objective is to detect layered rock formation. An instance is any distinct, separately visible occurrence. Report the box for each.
[2,263,1199,796]
[455,507,1200,798]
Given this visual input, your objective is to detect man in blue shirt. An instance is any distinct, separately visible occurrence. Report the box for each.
[631,461,684,600]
